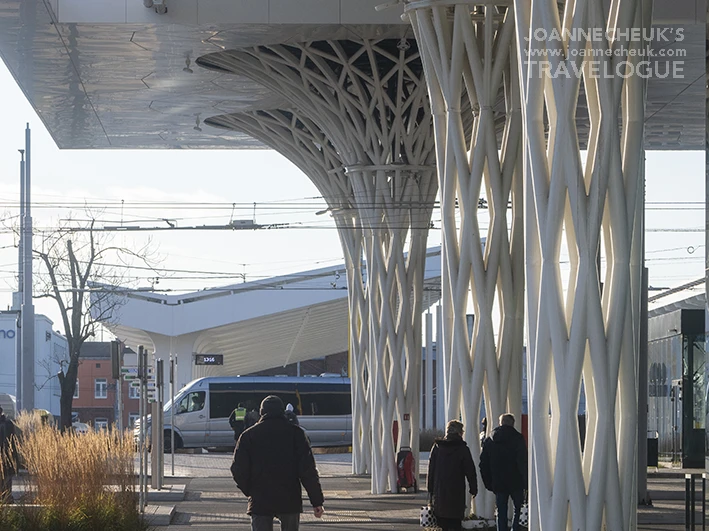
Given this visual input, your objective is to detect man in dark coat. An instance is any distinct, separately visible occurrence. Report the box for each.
[0,406,18,503]
[479,413,527,531]
[231,395,324,531]
[243,404,259,430]
[427,420,478,531]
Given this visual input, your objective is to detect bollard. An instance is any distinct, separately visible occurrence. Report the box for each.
[691,474,696,529]
[703,473,706,531]
[685,473,703,530]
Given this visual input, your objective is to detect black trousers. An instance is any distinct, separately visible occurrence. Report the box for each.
[436,516,462,531]
[233,420,245,441]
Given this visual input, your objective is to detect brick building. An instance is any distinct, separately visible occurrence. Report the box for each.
[72,342,140,429]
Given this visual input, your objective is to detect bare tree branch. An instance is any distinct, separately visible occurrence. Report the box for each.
[33,212,159,430]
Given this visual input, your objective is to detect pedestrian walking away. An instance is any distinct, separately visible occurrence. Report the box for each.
[244,405,259,430]
[229,402,248,441]
[0,405,18,503]
[479,413,527,531]
[427,420,478,531]
[231,395,324,531]
[284,403,299,426]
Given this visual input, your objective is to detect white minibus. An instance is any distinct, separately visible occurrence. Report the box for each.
[138,375,352,451]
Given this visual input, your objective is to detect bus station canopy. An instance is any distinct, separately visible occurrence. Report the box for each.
[92,247,442,376]
[0,0,704,151]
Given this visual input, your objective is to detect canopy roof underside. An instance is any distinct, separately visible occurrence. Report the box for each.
[0,0,703,151]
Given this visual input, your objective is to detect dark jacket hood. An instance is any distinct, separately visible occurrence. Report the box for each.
[491,424,518,443]
[433,435,468,450]
[259,395,285,416]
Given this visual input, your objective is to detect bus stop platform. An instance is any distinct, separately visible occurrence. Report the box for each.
[151,453,704,530]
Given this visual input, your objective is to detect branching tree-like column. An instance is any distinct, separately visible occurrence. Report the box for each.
[406,2,524,517]
[198,39,437,493]
[510,0,648,529]
[205,109,372,475]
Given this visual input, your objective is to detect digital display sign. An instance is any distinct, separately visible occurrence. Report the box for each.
[195,354,224,366]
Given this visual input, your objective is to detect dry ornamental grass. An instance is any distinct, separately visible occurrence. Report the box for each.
[0,411,148,531]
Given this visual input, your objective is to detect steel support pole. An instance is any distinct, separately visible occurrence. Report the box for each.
[116,376,123,432]
[21,123,34,411]
[638,267,650,504]
[425,310,434,429]
[435,304,444,430]
[138,345,144,513]
[702,474,706,531]
[143,348,149,508]
[15,151,25,411]
[151,401,159,490]
[170,355,175,475]
[685,473,698,530]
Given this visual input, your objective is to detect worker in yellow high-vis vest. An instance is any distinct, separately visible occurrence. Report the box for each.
[229,403,247,442]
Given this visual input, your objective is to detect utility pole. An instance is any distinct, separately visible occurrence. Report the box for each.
[14,149,25,411]
[21,124,35,411]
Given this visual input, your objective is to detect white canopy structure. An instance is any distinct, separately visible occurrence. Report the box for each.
[93,247,441,390]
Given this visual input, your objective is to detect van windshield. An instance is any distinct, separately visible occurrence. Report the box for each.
[163,391,185,413]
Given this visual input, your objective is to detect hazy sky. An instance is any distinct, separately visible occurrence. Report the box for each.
[0,60,704,330]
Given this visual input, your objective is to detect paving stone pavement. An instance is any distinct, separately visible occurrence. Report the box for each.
[151,453,704,530]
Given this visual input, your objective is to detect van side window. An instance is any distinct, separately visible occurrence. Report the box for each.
[177,391,205,414]
[300,392,351,416]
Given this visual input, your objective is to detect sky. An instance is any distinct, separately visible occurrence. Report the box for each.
[0,59,705,332]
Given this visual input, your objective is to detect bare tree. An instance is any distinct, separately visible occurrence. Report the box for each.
[34,216,159,430]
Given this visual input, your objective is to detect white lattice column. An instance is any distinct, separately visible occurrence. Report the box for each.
[406,2,524,517]
[511,0,648,529]
[205,110,372,475]
[347,161,435,493]
[197,39,436,493]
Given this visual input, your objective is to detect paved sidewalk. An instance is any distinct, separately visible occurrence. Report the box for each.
[151,453,705,530]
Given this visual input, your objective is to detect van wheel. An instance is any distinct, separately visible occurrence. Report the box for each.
[164,431,182,453]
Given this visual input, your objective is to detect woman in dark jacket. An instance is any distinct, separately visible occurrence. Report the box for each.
[427,420,478,531]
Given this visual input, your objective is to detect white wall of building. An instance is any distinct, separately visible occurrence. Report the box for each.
[0,312,66,416]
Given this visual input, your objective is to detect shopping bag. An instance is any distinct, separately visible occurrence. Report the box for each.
[519,500,529,527]
[420,502,437,528]
[494,498,529,528]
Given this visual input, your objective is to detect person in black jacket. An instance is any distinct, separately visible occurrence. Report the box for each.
[479,417,487,448]
[479,413,527,531]
[427,420,478,531]
[231,395,324,531]
[0,406,18,503]
[284,403,299,426]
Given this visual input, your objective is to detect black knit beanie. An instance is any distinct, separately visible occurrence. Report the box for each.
[260,395,285,416]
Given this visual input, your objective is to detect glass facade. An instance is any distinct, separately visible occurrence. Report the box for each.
[647,308,706,469]
[647,334,683,464]
[683,334,705,468]
[706,331,709,473]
